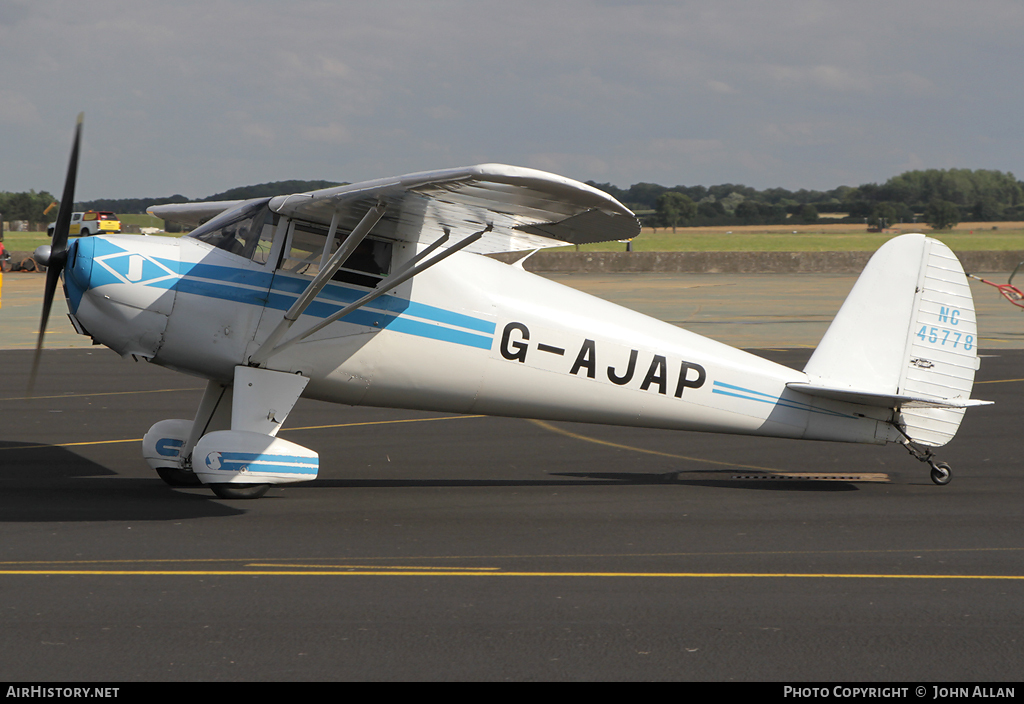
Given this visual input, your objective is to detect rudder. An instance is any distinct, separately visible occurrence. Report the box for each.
[802,234,983,447]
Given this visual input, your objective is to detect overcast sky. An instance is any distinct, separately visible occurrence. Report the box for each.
[2,0,1022,201]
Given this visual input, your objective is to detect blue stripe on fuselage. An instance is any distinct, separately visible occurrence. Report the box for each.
[711,380,855,418]
[84,242,494,349]
[268,272,496,335]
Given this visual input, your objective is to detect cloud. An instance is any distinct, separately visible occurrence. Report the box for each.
[760,121,865,147]
[2,0,1021,197]
[525,153,611,179]
[763,64,871,93]
[300,122,353,145]
[241,122,276,147]
[0,0,30,27]
[0,90,38,125]
[706,80,737,95]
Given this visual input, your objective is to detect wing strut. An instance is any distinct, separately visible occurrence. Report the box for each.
[319,209,342,269]
[249,224,491,365]
[250,202,386,365]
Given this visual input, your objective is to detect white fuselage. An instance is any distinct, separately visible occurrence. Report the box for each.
[64,232,893,447]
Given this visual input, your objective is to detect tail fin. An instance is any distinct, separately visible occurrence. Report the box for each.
[795,234,988,447]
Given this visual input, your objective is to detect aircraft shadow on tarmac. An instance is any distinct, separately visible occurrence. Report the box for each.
[550,471,859,491]
[0,441,246,521]
[297,472,858,492]
[1,440,858,524]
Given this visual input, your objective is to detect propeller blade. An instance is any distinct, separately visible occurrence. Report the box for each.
[28,113,83,394]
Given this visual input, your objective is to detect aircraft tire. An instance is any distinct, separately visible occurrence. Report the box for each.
[156,467,204,487]
[209,483,271,500]
[930,462,952,486]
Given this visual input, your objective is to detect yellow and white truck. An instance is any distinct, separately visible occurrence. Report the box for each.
[47,210,121,237]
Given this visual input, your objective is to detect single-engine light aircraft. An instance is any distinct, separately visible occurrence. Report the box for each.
[33,116,991,498]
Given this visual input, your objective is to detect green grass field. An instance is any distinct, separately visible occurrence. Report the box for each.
[1,214,167,252]
[559,222,1024,252]
[1,231,176,252]
[118,214,164,228]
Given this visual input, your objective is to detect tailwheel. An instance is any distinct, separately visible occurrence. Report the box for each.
[894,423,952,487]
[209,483,271,500]
[929,461,952,486]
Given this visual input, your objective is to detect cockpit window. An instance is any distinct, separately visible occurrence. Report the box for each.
[282,219,392,287]
[188,198,277,263]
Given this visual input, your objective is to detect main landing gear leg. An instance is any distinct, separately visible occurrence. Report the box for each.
[893,424,952,485]
[144,370,317,499]
[190,366,316,499]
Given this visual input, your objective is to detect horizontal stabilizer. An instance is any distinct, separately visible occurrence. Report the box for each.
[786,381,992,409]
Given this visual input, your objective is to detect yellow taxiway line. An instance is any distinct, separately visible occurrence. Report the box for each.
[0,414,486,451]
[0,569,1020,580]
[0,387,205,402]
[2,550,1020,579]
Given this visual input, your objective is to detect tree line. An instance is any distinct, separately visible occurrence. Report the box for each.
[0,180,346,224]
[0,189,58,222]
[587,168,1024,230]
[3,169,1020,231]
[64,180,347,223]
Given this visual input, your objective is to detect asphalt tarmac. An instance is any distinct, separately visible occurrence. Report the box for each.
[1,271,1022,682]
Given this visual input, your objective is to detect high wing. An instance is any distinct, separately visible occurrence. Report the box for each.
[150,164,640,254]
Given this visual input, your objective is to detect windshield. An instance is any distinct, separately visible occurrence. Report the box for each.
[188,198,276,262]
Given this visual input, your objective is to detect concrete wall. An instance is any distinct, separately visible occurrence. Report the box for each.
[489,250,1024,274]
[1,221,49,233]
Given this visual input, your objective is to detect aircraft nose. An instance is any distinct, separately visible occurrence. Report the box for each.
[62,235,179,359]
[64,237,93,314]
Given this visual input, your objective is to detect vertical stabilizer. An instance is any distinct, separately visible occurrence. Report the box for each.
[803,234,981,446]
